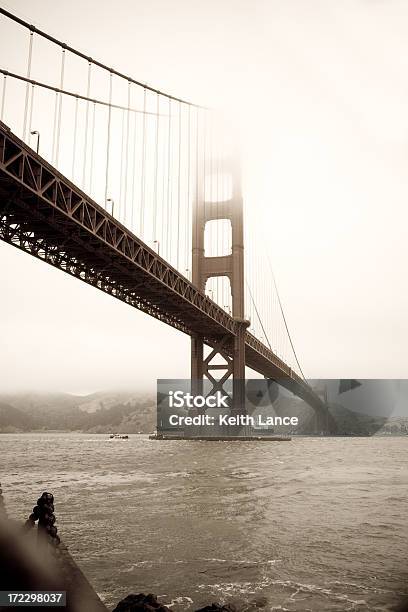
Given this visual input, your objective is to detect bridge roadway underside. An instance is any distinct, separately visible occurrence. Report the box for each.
[0,121,331,421]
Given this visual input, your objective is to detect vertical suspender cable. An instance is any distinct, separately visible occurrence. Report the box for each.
[261,252,265,340]
[119,108,125,220]
[176,101,182,269]
[153,92,159,243]
[131,101,138,232]
[203,109,207,292]
[123,82,131,224]
[82,61,92,188]
[216,119,220,306]
[166,98,172,260]
[27,84,35,146]
[140,87,147,236]
[104,71,113,208]
[89,102,96,196]
[161,100,167,255]
[22,30,33,140]
[0,74,7,121]
[72,96,79,179]
[194,106,199,282]
[208,113,212,275]
[51,88,58,162]
[228,123,231,316]
[123,81,130,223]
[185,104,191,277]
[55,47,65,167]
[258,254,263,339]
[224,137,228,311]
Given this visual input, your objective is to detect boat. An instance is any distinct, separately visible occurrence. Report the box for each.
[109,434,129,439]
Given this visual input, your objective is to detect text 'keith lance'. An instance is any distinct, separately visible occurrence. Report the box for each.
[168,414,299,427]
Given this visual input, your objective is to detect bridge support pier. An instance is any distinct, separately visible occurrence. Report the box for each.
[191,335,204,396]
[232,319,247,414]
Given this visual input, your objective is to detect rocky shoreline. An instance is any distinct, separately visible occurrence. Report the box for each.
[112,593,255,612]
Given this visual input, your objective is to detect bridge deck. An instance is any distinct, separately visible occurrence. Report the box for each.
[0,121,325,413]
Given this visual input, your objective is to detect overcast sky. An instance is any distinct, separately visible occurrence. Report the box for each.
[1,0,408,393]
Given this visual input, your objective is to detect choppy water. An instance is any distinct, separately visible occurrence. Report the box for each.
[1,434,407,611]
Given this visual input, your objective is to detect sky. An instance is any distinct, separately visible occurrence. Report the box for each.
[1,0,408,393]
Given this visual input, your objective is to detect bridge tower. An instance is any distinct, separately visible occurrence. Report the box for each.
[191,155,249,413]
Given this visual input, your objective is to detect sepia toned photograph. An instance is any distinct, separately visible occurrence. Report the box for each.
[0,1,407,611]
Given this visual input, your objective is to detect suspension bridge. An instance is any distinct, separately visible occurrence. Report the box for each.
[0,7,334,431]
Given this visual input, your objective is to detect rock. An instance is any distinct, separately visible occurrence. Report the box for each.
[250,596,268,608]
[112,593,171,612]
[112,594,240,612]
[195,605,238,612]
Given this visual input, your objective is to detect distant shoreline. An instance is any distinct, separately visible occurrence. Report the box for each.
[0,431,407,437]
[0,430,149,434]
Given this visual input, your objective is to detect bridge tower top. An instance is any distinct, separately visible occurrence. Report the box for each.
[192,155,244,319]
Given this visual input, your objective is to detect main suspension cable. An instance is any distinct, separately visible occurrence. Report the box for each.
[0,7,205,108]
[265,254,306,379]
[245,281,273,351]
[0,69,166,117]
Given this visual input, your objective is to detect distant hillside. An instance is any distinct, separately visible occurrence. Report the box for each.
[251,394,408,435]
[0,391,406,436]
[0,401,38,432]
[376,416,408,436]
[0,392,156,433]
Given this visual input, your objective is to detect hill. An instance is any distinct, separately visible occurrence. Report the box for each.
[0,390,407,435]
[0,392,156,434]
[0,401,38,432]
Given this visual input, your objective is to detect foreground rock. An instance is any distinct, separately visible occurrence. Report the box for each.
[195,605,237,612]
[112,593,171,612]
[112,594,238,612]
